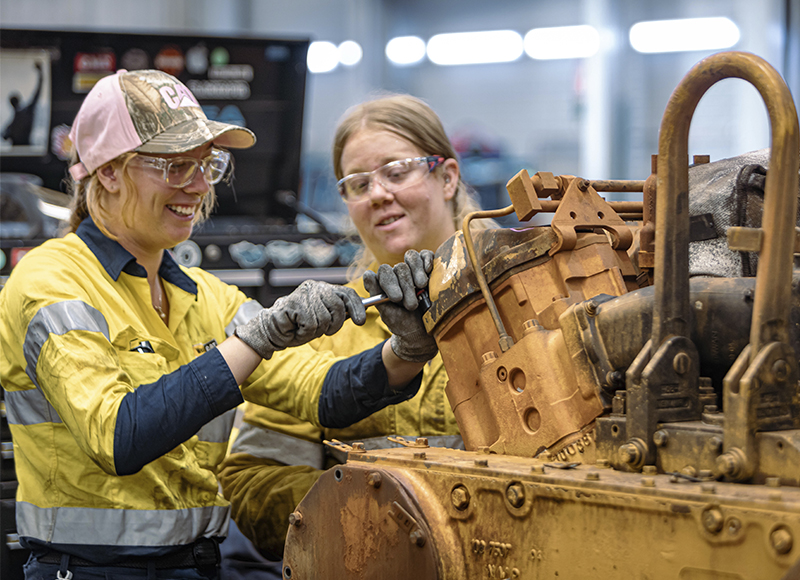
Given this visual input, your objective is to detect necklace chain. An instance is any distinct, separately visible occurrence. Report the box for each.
[153,277,167,320]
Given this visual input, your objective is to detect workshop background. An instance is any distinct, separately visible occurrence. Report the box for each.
[0,0,799,578]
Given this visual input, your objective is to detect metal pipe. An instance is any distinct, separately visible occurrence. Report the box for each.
[462,205,516,352]
[590,180,646,193]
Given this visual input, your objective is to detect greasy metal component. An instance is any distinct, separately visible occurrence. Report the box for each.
[284,447,800,579]
[426,225,639,456]
[283,459,444,579]
[548,176,634,255]
[288,511,303,527]
[386,436,431,448]
[625,335,701,467]
[505,482,525,508]
[505,169,542,221]
[639,155,658,271]
[590,180,646,193]
[450,485,470,510]
[286,52,800,579]
[722,341,800,481]
[462,206,517,352]
[654,51,798,354]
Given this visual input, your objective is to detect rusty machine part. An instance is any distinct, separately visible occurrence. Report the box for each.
[284,51,800,579]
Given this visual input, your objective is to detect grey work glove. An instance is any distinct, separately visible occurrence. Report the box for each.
[234,280,367,359]
[363,249,438,363]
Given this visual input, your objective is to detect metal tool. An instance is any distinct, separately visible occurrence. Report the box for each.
[361,289,431,310]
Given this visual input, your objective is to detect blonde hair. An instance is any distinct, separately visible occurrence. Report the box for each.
[333,93,492,278]
[66,152,217,238]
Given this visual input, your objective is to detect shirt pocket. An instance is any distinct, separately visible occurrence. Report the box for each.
[111,325,181,387]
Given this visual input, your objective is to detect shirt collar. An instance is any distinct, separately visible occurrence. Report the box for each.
[76,217,198,295]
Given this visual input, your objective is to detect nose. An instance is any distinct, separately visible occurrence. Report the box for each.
[184,165,210,196]
[367,177,393,206]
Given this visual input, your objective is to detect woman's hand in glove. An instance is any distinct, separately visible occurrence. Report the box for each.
[362,249,438,363]
[234,280,367,359]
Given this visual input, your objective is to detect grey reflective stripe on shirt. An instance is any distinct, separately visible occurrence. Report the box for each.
[10,301,109,425]
[15,501,230,546]
[196,408,236,443]
[3,388,62,425]
[224,301,263,337]
[23,300,110,389]
[230,422,325,469]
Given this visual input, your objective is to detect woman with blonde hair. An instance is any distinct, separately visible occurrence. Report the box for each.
[0,72,428,580]
[219,93,492,574]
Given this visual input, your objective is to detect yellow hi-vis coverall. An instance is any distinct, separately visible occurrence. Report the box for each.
[0,218,419,563]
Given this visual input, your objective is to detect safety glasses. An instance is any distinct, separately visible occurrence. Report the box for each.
[337,155,446,203]
[132,149,232,188]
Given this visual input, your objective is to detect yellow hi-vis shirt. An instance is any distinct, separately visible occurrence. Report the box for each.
[0,218,340,558]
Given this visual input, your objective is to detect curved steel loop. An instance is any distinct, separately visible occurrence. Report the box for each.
[653,51,800,358]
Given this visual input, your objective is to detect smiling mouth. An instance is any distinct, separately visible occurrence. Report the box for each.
[378,216,402,226]
[167,204,195,217]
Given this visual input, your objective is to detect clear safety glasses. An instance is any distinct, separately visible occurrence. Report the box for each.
[133,149,232,188]
[337,155,446,203]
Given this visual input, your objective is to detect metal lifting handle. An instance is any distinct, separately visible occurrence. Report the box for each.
[653,51,799,352]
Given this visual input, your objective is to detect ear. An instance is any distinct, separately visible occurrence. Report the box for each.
[442,158,459,201]
[96,163,121,193]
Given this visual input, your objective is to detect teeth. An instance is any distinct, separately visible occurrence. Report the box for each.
[379,216,400,226]
[168,205,194,216]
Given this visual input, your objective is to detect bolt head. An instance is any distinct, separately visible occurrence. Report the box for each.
[653,430,669,447]
[771,528,793,554]
[727,517,742,535]
[367,472,382,488]
[288,511,303,526]
[451,486,470,510]
[702,508,724,534]
[673,352,691,375]
[506,483,525,508]
[409,529,426,547]
[773,359,790,382]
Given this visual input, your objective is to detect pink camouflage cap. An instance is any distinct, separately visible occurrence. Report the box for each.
[68,69,256,180]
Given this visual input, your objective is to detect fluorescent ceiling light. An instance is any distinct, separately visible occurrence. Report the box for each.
[307,41,339,73]
[338,41,363,66]
[629,17,740,54]
[524,25,600,60]
[386,36,426,65]
[427,30,524,66]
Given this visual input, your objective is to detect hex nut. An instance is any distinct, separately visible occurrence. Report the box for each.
[367,472,382,488]
[451,485,470,510]
[288,511,303,527]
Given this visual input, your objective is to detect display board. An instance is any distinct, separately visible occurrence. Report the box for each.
[0,28,309,223]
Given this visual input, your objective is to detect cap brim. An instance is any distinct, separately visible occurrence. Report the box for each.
[136,118,256,154]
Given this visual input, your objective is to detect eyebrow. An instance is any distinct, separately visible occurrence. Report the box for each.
[346,155,418,175]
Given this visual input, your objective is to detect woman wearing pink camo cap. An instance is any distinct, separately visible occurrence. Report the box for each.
[0,70,437,580]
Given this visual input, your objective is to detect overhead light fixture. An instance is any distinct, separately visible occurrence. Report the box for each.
[426,30,524,66]
[629,17,740,54]
[338,41,363,66]
[524,25,600,60]
[307,41,339,73]
[386,36,426,65]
